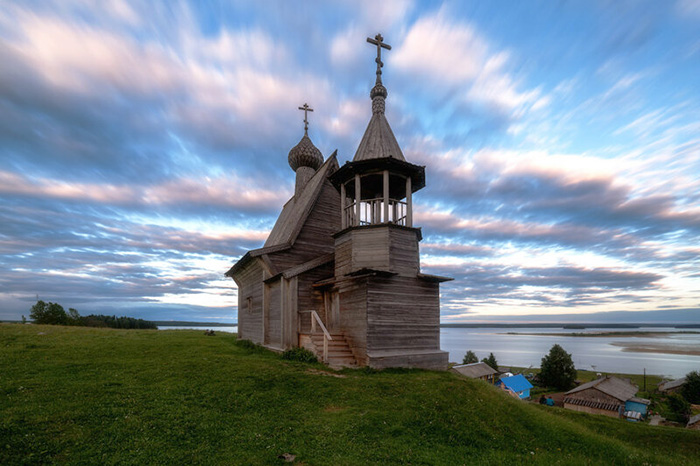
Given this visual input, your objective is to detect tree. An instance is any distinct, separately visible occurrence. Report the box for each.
[482,353,498,370]
[67,308,83,326]
[462,350,478,364]
[21,315,27,324]
[29,300,69,325]
[681,370,700,404]
[666,393,691,423]
[539,344,576,391]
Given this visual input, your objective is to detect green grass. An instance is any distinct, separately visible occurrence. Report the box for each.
[2,324,699,465]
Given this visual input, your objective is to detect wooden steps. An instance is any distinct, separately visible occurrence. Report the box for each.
[309,333,358,369]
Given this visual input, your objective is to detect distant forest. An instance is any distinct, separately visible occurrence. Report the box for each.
[27,301,157,329]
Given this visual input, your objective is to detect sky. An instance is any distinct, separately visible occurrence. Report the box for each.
[1,1,700,323]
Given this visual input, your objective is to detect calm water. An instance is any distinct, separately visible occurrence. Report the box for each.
[441,327,700,379]
[158,325,699,378]
[158,325,238,333]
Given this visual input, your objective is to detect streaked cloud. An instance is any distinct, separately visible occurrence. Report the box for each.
[0,1,698,323]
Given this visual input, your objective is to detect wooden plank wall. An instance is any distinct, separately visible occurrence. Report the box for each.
[265,279,282,348]
[233,259,264,344]
[338,277,369,365]
[296,263,334,334]
[333,232,353,277]
[388,227,420,276]
[366,276,441,352]
[335,226,420,276]
[351,228,390,271]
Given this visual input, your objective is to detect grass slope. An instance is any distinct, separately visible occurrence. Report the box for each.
[2,324,698,465]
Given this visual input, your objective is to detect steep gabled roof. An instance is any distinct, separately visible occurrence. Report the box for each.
[226,152,338,279]
[264,151,338,248]
[565,376,637,402]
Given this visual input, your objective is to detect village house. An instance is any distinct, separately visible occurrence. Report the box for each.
[563,376,650,420]
[497,374,533,400]
[452,362,498,384]
[226,34,451,370]
[658,377,686,394]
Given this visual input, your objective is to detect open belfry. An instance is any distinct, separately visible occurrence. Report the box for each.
[226,34,451,369]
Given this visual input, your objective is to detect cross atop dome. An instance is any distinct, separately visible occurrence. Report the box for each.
[298,103,313,135]
[366,34,391,85]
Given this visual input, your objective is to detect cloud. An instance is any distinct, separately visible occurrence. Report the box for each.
[392,10,544,117]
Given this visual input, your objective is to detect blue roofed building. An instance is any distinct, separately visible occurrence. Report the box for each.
[497,374,533,400]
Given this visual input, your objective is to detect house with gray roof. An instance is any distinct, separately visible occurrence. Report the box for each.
[452,362,498,384]
[658,377,686,393]
[563,376,650,420]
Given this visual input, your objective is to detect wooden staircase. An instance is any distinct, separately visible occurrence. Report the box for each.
[309,332,357,369]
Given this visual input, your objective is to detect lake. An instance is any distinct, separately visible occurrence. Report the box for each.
[159,325,700,379]
[441,327,700,379]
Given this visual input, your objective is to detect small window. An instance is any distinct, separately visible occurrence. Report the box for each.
[247,297,253,314]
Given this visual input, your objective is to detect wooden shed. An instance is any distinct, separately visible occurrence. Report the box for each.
[452,362,498,384]
[563,376,649,419]
[226,35,451,370]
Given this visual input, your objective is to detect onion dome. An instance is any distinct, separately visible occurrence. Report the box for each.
[288,133,323,171]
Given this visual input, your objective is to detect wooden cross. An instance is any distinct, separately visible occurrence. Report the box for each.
[298,103,313,133]
[367,33,391,83]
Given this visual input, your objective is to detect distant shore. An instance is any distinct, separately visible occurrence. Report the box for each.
[501,331,700,338]
[611,342,700,356]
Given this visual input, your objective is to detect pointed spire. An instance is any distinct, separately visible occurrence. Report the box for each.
[352,34,405,162]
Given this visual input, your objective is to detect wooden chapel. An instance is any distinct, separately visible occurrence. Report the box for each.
[226,34,451,370]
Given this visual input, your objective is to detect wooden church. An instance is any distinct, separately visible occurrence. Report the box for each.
[226,35,451,370]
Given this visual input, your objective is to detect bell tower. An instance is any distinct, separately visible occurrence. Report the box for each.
[330,34,426,277]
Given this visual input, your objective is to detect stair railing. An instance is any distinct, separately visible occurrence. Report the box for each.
[301,310,333,363]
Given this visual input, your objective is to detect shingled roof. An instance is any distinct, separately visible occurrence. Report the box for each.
[565,376,638,402]
[452,362,497,379]
[352,111,405,162]
[226,152,338,278]
[264,151,338,248]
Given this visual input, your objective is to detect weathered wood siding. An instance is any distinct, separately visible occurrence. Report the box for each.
[234,259,264,344]
[269,180,340,272]
[387,227,420,275]
[337,277,368,365]
[366,276,441,352]
[334,225,420,277]
[265,279,282,348]
[296,263,333,333]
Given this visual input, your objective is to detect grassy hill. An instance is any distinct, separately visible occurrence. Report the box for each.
[2,324,698,465]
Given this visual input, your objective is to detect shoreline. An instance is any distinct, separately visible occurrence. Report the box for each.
[610,342,700,356]
[500,331,700,338]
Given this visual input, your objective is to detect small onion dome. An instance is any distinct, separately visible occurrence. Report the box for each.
[288,133,323,171]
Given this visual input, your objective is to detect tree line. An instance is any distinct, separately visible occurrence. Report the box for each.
[28,300,157,330]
